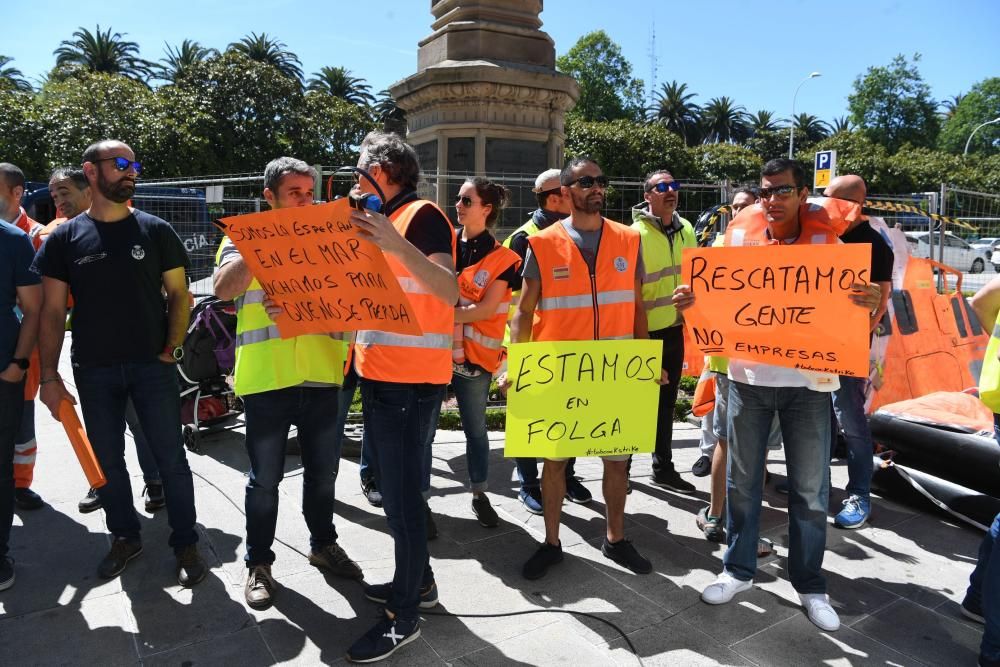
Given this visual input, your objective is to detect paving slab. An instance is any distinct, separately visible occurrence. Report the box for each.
[604,614,751,666]
[852,598,982,666]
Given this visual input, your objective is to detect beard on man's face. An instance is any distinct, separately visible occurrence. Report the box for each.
[97,169,135,204]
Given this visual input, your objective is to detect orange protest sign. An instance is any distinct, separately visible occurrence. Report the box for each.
[218,200,421,338]
[680,243,871,377]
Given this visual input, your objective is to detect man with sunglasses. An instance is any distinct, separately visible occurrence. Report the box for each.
[673,158,880,632]
[216,157,361,611]
[631,170,697,494]
[512,157,660,580]
[33,140,207,587]
[501,168,592,514]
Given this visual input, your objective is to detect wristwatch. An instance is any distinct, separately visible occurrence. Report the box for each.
[11,357,28,370]
[164,345,184,361]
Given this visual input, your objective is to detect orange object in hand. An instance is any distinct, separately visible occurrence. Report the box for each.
[58,399,106,489]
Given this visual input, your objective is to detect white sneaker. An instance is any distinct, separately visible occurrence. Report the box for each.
[701,572,752,604]
[800,593,840,631]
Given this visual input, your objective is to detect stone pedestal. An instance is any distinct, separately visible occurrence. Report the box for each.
[390,0,578,212]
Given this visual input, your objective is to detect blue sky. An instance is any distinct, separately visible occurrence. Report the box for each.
[5,0,998,123]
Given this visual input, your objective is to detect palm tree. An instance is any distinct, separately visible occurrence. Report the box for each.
[700,96,748,143]
[792,113,831,143]
[830,116,853,134]
[939,93,964,120]
[159,39,218,83]
[0,55,32,92]
[307,66,375,105]
[647,80,701,144]
[747,109,781,135]
[227,32,302,81]
[53,25,154,82]
[374,89,407,134]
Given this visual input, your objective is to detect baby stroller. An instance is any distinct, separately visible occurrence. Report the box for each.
[178,295,243,452]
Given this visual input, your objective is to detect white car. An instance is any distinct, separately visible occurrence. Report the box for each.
[972,237,1000,252]
[904,231,990,274]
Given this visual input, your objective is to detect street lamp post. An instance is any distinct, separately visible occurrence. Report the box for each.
[964,117,1000,156]
[789,72,821,159]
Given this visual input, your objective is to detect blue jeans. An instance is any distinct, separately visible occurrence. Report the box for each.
[74,361,198,552]
[334,368,373,484]
[451,371,492,492]
[361,378,440,622]
[725,380,831,593]
[0,377,24,558]
[242,385,341,566]
[125,398,161,483]
[831,375,873,499]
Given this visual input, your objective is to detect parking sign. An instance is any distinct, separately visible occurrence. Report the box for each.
[814,150,837,190]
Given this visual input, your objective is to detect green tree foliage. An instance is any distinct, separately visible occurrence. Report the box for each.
[374,89,407,135]
[792,113,831,143]
[556,31,644,122]
[0,56,32,92]
[0,90,46,176]
[647,80,700,145]
[694,143,762,183]
[937,78,1000,155]
[565,117,694,178]
[53,25,154,83]
[291,93,376,166]
[700,97,748,144]
[307,66,375,106]
[158,40,218,84]
[226,32,303,82]
[747,110,782,135]
[848,53,940,152]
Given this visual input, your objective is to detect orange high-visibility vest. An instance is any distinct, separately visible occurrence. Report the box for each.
[528,218,639,342]
[354,200,457,385]
[456,241,521,372]
[726,197,861,245]
[725,202,845,247]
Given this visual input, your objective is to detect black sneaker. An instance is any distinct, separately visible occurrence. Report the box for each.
[522,541,563,580]
[346,613,420,663]
[98,537,143,579]
[601,538,652,574]
[962,595,986,624]
[143,482,165,512]
[425,501,438,541]
[0,557,13,591]
[472,494,499,528]
[361,478,382,508]
[14,488,44,510]
[309,543,363,579]
[363,580,439,609]
[692,455,713,477]
[565,476,593,504]
[651,469,696,494]
[176,544,208,587]
[79,488,102,513]
[245,564,276,610]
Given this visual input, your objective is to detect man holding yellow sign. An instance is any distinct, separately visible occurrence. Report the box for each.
[507,157,665,581]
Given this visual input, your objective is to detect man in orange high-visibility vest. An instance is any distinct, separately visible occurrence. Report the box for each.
[511,157,666,581]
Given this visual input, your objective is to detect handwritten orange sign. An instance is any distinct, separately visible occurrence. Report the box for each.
[218,200,421,338]
[681,244,871,377]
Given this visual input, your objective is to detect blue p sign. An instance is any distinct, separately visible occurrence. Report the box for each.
[816,152,832,170]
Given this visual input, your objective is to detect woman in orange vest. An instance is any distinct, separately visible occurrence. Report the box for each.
[451,178,521,528]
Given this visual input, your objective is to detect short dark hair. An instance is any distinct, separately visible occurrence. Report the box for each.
[263,157,316,192]
[49,167,89,190]
[359,131,420,190]
[761,158,806,190]
[466,177,509,228]
[0,163,25,191]
[732,186,757,201]
[536,189,561,209]
[560,157,599,186]
[643,169,673,192]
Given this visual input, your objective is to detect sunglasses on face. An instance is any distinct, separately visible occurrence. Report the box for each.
[567,175,609,190]
[455,195,475,207]
[93,156,143,175]
[756,185,798,199]
[646,180,681,193]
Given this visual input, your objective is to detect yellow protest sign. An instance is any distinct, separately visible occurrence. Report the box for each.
[681,243,871,377]
[217,199,421,338]
[504,340,661,458]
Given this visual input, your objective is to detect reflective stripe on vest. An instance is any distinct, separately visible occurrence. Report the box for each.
[529,218,639,342]
[501,218,542,349]
[633,213,696,331]
[353,199,457,384]
[456,240,520,372]
[980,315,1000,412]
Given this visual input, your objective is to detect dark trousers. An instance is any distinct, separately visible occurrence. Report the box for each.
[651,325,685,476]
[0,377,25,558]
[360,378,441,622]
[242,385,341,566]
[74,361,198,553]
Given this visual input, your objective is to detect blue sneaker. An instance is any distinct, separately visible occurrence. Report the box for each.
[346,613,420,663]
[519,487,543,515]
[834,494,870,529]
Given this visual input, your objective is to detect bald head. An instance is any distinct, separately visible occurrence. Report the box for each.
[824,175,867,205]
[82,139,132,165]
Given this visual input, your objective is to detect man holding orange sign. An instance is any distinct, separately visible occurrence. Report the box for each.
[674,158,880,632]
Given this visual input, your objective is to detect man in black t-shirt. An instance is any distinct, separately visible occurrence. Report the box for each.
[824,175,894,530]
[33,140,206,586]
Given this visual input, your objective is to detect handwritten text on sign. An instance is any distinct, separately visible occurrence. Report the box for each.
[680,244,870,377]
[218,200,421,338]
[504,340,661,458]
